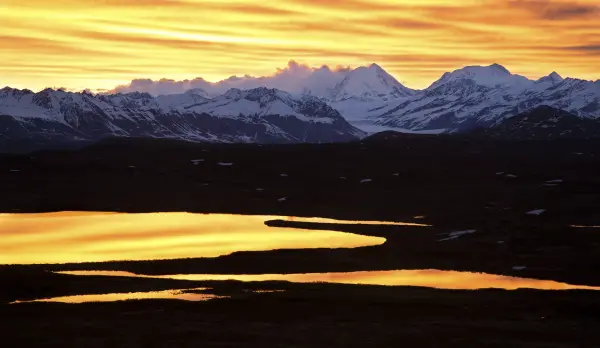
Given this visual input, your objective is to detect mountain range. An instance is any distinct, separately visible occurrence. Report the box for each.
[365,64,600,133]
[0,86,364,152]
[1,62,599,152]
[109,62,600,133]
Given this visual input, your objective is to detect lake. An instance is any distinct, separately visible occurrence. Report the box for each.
[57,269,600,291]
[0,212,421,264]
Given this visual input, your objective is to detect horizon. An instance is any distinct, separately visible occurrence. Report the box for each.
[2,0,599,93]
[2,60,598,96]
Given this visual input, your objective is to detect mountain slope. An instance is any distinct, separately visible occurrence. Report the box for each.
[324,64,416,132]
[477,105,600,140]
[0,87,365,152]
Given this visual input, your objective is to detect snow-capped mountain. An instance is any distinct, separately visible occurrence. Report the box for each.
[329,64,415,102]
[0,86,364,152]
[535,72,564,86]
[3,62,599,148]
[427,63,531,90]
[322,64,416,132]
[106,62,599,134]
[110,62,415,132]
[368,64,600,132]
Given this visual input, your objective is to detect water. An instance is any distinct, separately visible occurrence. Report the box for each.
[0,212,420,264]
[57,269,600,291]
[13,269,597,304]
[11,287,223,304]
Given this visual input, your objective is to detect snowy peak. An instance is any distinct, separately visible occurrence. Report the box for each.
[536,71,564,85]
[329,63,415,102]
[99,91,156,110]
[488,63,511,75]
[244,87,285,101]
[428,63,532,90]
[184,88,211,99]
[155,89,210,110]
[190,87,347,123]
[549,71,564,81]
[223,88,243,99]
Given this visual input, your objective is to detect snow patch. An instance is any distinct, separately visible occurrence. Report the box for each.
[527,209,546,215]
[438,230,477,242]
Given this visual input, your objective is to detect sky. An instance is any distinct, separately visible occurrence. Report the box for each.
[1,0,599,92]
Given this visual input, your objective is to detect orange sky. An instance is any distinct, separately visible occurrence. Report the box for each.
[1,0,599,92]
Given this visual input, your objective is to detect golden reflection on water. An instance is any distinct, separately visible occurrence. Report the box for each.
[58,270,600,291]
[283,216,429,226]
[0,212,396,264]
[11,287,223,304]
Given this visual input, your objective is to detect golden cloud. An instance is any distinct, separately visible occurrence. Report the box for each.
[1,0,598,91]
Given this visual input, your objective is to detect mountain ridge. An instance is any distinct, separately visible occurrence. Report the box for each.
[2,62,599,143]
[102,62,596,133]
[475,105,600,140]
[0,86,365,152]
[361,64,600,132]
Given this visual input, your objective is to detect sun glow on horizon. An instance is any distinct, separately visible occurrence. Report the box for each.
[1,0,599,92]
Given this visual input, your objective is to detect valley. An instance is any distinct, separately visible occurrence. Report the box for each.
[1,63,600,347]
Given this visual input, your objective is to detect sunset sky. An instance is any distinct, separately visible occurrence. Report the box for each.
[1,0,599,92]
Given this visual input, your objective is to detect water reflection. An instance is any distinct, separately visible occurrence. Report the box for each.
[282,216,428,226]
[0,212,401,264]
[57,269,600,291]
[11,288,224,304]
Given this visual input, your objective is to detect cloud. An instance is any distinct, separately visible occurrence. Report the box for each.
[2,0,599,91]
[509,0,599,20]
[111,77,213,96]
[110,60,352,97]
[565,45,600,52]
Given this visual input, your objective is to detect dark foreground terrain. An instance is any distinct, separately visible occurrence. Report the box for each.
[3,272,600,348]
[2,133,600,347]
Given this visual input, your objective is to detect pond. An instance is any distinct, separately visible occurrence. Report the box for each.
[57,269,600,291]
[11,287,223,304]
[0,212,421,264]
